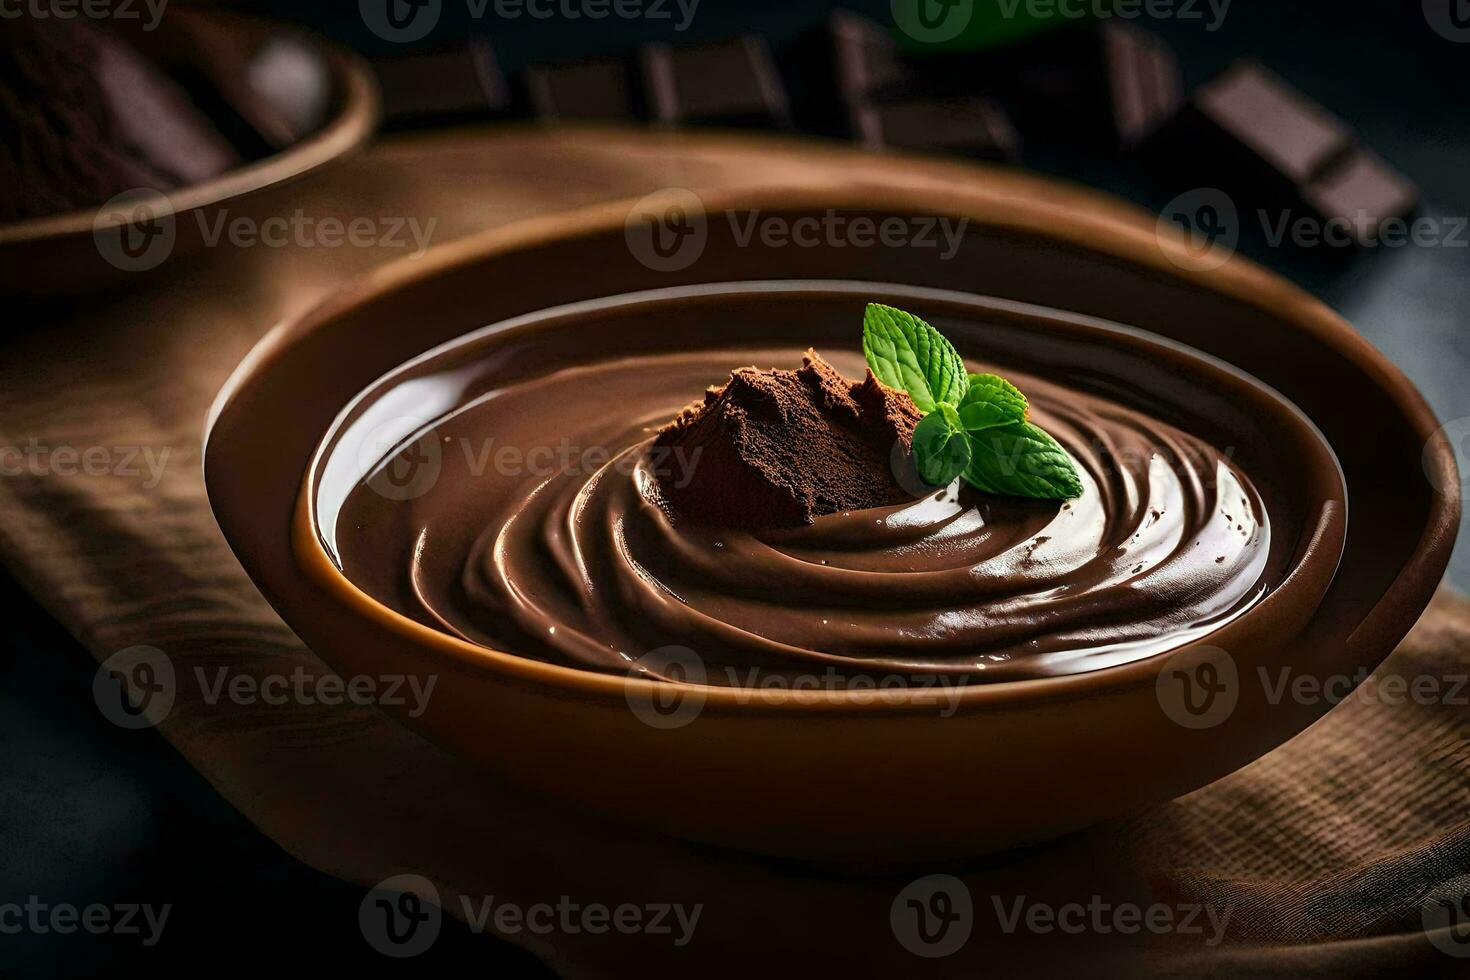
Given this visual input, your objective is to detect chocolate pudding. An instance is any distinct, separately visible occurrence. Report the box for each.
[317,289,1296,688]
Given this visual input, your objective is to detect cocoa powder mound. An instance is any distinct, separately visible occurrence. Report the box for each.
[654,350,923,528]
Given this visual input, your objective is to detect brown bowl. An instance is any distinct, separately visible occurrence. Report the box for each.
[205,182,1459,864]
[0,11,379,297]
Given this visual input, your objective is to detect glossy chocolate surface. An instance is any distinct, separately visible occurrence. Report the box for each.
[316,286,1316,687]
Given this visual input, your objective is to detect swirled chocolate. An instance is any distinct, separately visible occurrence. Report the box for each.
[330,342,1275,686]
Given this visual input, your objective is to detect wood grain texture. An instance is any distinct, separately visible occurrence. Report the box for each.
[3,127,1466,977]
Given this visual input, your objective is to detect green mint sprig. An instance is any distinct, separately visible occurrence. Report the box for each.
[862,303,1083,500]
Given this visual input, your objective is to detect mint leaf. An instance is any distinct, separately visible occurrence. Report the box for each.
[857,303,1083,500]
[958,373,1028,432]
[912,404,971,486]
[862,303,967,412]
[963,421,1083,500]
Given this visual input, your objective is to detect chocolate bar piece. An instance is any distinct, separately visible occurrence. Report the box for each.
[234,36,335,146]
[1010,22,1181,150]
[789,11,915,138]
[1190,61,1348,186]
[146,18,329,151]
[1301,148,1420,245]
[372,40,508,126]
[0,16,241,221]
[642,36,792,128]
[1159,61,1419,246]
[1100,22,1181,150]
[523,58,637,120]
[829,10,912,101]
[120,13,330,153]
[917,22,1180,151]
[851,96,1019,163]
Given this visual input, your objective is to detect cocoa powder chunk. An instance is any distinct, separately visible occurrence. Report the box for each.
[654,350,923,528]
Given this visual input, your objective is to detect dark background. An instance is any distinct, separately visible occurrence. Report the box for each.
[3,0,1467,974]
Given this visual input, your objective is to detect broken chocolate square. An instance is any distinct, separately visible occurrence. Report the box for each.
[641,36,792,129]
[1155,60,1419,246]
[917,22,1181,151]
[1100,21,1182,150]
[828,10,913,101]
[851,96,1020,162]
[522,57,638,120]
[0,17,241,221]
[372,40,509,127]
[1301,147,1422,247]
[1189,60,1349,189]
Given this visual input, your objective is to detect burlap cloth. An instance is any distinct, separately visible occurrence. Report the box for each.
[4,129,1467,978]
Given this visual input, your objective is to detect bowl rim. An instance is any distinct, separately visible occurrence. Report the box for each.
[0,10,381,246]
[296,297,1349,714]
[206,175,1458,713]
[295,278,1353,709]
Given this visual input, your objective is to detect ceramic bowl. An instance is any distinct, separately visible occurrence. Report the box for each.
[0,11,379,297]
[206,183,1458,864]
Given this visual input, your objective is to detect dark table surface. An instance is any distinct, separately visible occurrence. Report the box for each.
[3,0,1467,975]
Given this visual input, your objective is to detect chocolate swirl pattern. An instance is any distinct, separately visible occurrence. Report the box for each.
[333,347,1272,686]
